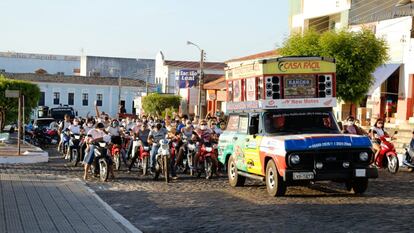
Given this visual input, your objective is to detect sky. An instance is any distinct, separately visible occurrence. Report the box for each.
[0,0,289,62]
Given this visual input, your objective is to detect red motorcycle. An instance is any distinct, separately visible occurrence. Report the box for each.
[139,143,151,175]
[196,141,215,179]
[374,135,399,174]
[110,136,123,171]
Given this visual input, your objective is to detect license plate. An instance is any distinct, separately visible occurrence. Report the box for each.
[355,169,366,177]
[293,172,314,180]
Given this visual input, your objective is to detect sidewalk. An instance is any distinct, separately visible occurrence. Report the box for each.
[0,173,141,233]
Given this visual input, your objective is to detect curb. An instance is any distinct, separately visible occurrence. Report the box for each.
[79,179,143,233]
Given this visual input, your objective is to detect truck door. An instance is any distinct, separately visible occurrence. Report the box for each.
[241,114,263,175]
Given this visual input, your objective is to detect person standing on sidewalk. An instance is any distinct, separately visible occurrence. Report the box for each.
[57,114,72,152]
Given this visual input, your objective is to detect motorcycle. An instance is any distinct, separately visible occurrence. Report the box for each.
[196,141,215,179]
[59,129,71,156]
[139,143,151,175]
[68,133,82,165]
[91,141,111,182]
[154,139,170,183]
[398,146,414,172]
[184,136,198,176]
[374,135,399,174]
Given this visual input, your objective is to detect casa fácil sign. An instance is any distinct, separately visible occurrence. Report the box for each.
[177,69,198,88]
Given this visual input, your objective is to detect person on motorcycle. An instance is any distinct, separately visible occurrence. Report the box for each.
[194,119,220,175]
[83,123,114,180]
[107,119,122,156]
[66,118,82,158]
[149,123,167,172]
[370,118,392,163]
[177,115,188,132]
[58,114,72,151]
[175,120,194,168]
[128,122,151,172]
[342,116,366,135]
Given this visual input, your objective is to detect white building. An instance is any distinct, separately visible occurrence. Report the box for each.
[6,73,147,118]
[155,51,225,115]
[0,51,80,75]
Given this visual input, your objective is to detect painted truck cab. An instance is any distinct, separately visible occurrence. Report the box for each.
[218,108,378,197]
[219,56,378,197]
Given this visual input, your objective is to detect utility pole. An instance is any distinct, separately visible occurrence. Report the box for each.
[118,74,122,116]
[198,50,204,118]
[17,93,21,156]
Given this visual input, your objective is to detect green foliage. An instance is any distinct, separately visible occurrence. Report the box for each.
[0,75,41,129]
[141,93,181,116]
[280,29,388,104]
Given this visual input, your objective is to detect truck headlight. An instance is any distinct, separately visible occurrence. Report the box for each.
[290,154,300,165]
[359,152,369,162]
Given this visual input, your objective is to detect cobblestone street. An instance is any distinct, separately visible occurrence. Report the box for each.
[2,148,414,233]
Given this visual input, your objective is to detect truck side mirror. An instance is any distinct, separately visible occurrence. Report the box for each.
[248,125,258,136]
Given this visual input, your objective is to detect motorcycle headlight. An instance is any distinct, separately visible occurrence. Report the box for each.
[162,150,168,156]
[144,146,149,151]
[205,147,212,152]
[290,154,300,165]
[188,144,195,150]
[74,135,80,140]
[99,142,106,148]
[359,152,369,162]
[162,144,169,150]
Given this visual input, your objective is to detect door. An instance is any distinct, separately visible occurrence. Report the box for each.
[242,114,262,175]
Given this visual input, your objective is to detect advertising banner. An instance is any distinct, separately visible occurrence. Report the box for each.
[233,79,242,102]
[284,75,316,99]
[246,77,256,101]
[177,70,198,88]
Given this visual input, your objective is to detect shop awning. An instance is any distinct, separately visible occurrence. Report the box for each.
[368,63,401,95]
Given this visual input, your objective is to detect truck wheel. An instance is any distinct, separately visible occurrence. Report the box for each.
[228,156,245,187]
[348,178,368,194]
[266,159,286,197]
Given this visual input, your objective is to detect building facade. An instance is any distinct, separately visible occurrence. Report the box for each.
[5,73,146,118]
[0,51,80,75]
[80,55,155,83]
[288,0,414,124]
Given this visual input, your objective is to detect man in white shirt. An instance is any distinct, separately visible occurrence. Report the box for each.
[58,114,72,151]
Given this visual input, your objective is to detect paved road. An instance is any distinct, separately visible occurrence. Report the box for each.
[2,148,414,233]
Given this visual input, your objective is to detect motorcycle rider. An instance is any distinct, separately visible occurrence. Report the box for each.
[370,118,393,163]
[67,118,81,159]
[83,123,114,181]
[175,120,194,168]
[128,122,151,172]
[58,114,72,151]
[342,116,366,135]
[107,119,122,157]
[194,119,220,175]
[149,123,168,172]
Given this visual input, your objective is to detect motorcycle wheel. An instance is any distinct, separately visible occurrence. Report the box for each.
[99,159,109,182]
[188,153,194,176]
[164,156,170,183]
[115,152,121,171]
[154,157,161,180]
[72,149,78,166]
[142,156,148,176]
[387,156,399,174]
[205,157,213,180]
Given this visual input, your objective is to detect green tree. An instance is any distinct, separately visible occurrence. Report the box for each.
[280,29,388,114]
[0,75,41,130]
[141,93,181,117]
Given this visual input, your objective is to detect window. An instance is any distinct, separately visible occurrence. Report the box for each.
[227,81,233,101]
[96,94,103,106]
[238,116,248,133]
[38,92,45,106]
[226,115,239,131]
[68,93,74,105]
[82,93,88,106]
[53,92,60,105]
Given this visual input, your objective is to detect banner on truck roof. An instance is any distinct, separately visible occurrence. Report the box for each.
[263,60,335,74]
[226,98,337,112]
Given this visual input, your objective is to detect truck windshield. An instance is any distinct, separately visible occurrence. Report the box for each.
[263,110,340,135]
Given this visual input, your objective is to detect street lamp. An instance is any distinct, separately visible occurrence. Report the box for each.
[187,40,205,118]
